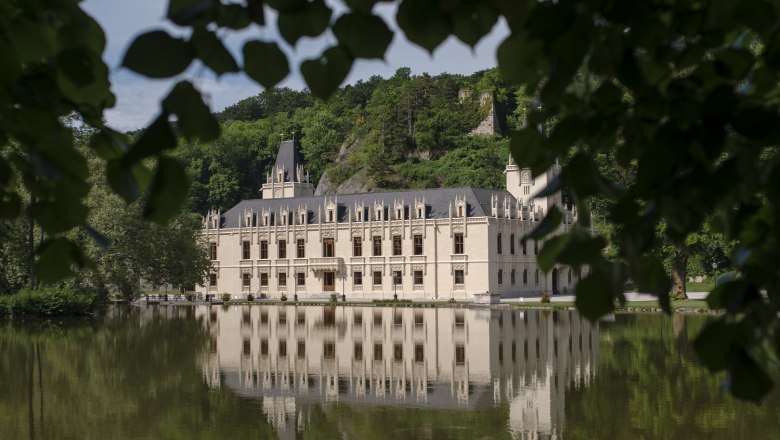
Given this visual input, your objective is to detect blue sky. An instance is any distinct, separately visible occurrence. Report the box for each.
[82,0,508,131]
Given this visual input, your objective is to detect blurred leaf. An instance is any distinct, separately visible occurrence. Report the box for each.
[452,2,498,47]
[124,114,177,164]
[34,238,85,283]
[216,4,252,29]
[167,0,214,26]
[693,319,734,371]
[538,234,569,272]
[522,206,562,241]
[162,81,220,142]
[344,0,386,13]
[397,0,450,53]
[575,270,615,321]
[144,157,191,224]
[498,35,546,86]
[191,29,239,75]
[333,13,393,59]
[122,30,194,78]
[301,46,353,100]
[243,41,289,89]
[729,348,773,403]
[84,224,111,248]
[629,256,671,310]
[277,0,332,46]
[107,160,142,203]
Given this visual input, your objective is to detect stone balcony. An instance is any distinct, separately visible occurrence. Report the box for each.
[309,257,344,272]
[350,257,365,265]
[240,259,253,267]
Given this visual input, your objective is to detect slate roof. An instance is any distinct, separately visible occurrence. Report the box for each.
[273,140,304,182]
[220,187,513,228]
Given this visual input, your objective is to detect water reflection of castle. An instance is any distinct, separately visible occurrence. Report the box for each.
[198,306,599,439]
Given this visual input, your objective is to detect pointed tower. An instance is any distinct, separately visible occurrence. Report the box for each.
[505,154,562,214]
[261,139,315,199]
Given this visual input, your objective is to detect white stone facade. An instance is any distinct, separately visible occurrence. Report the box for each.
[198,141,580,300]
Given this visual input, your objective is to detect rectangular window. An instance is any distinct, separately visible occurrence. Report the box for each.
[498,269,503,285]
[296,272,305,286]
[296,239,305,258]
[324,342,335,359]
[415,344,424,363]
[260,240,268,259]
[372,236,382,256]
[353,237,362,257]
[453,233,464,254]
[373,271,382,286]
[354,342,363,361]
[535,269,539,285]
[260,272,268,286]
[278,272,287,287]
[298,340,305,359]
[497,233,502,254]
[242,273,251,287]
[413,270,423,285]
[413,235,423,255]
[242,241,250,260]
[534,240,538,255]
[392,235,402,256]
[209,242,217,260]
[455,344,465,365]
[354,271,363,286]
[209,273,217,287]
[279,340,287,357]
[278,239,286,259]
[522,240,527,255]
[511,269,516,285]
[454,269,464,285]
[510,234,515,254]
[323,238,334,257]
[394,343,403,362]
[523,269,528,284]
[374,343,383,361]
[393,270,402,286]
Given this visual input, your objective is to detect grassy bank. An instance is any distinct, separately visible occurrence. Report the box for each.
[0,288,96,318]
[512,299,713,312]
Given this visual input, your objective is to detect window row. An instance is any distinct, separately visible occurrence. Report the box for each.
[496,233,539,255]
[222,233,467,261]
[211,270,468,288]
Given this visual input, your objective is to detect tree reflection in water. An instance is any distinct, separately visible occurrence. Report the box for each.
[1,306,778,440]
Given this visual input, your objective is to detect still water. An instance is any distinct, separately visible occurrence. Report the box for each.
[1,305,778,439]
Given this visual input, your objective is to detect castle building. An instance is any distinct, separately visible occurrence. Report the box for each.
[198,140,580,300]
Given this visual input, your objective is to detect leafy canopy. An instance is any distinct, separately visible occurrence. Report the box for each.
[2,0,780,402]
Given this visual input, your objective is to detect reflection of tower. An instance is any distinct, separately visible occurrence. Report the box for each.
[196,305,599,438]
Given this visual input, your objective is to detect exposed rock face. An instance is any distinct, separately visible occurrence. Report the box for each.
[470,91,500,136]
[314,171,333,195]
[316,168,374,195]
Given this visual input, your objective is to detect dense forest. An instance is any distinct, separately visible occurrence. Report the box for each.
[174,67,518,214]
[0,68,733,298]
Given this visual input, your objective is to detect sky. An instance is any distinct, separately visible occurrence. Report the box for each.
[82,0,509,131]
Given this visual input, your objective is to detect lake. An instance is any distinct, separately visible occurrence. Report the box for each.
[1,305,778,439]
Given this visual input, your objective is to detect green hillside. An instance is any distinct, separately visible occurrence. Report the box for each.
[174,67,526,214]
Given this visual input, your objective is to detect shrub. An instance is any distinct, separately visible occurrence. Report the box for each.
[329,293,338,303]
[0,288,95,317]
[246,294,254,302]
[448,298,456,304]
[185,294,194,302]
[280,294,287,302]
[541,292,551,303]
[221,293,231,302]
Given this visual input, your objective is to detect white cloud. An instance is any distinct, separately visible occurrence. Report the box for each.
[83,0,508,131]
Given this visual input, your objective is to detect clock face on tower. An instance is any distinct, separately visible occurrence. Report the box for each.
[520,170,531,183]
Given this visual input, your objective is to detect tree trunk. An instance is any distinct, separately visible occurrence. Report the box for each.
[672,247,688,300]
[27,214,35,290]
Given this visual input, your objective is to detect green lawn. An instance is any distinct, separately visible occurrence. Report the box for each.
[512,299,713,311]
